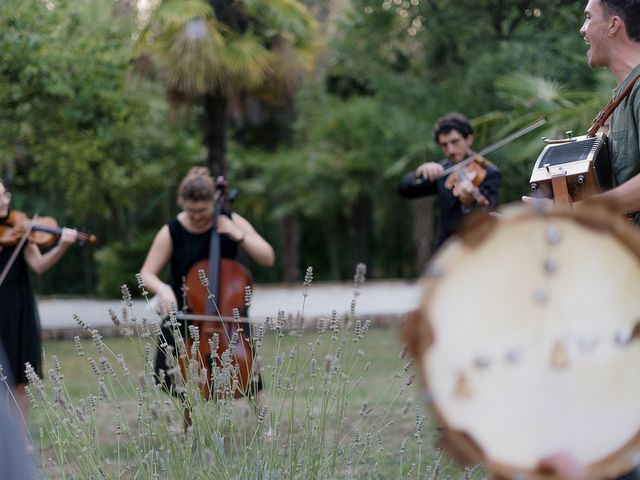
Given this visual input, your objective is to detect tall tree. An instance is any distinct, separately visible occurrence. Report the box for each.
[134,0,320,176]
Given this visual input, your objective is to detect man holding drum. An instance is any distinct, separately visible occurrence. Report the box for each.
[579,0,640,220]
[525,1,640,218]
[518,2,640,478]
[544,4,640,479]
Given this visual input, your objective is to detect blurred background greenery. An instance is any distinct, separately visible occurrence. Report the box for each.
[0,0,611,296]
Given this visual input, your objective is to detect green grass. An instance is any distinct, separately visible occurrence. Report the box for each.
[27,326,486,479]
[23,271,488,479]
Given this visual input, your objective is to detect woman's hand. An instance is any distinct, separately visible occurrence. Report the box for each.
[58,227,78,248]
[216,215,245,243]
[155,283,177,316]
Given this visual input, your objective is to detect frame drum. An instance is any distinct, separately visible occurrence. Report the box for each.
[405,203,640,479]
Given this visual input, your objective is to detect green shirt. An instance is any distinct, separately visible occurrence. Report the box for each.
[609,63,640,220]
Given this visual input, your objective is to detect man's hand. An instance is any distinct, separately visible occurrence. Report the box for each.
[537,452,586,479]
[416,162,444,181]
[453,180,476,207]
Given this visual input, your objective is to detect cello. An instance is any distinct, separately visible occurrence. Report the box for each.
[181,178,255,400]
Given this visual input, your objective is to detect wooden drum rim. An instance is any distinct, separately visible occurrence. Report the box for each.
[405,201,640,480]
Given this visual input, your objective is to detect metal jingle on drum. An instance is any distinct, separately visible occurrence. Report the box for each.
[543,257,559,275]
[615,326,633,346]
[533,288,549,305]
[473,355,491,370]
[505,348,522,365]
[577,335,599,352]
[545,224,562,245]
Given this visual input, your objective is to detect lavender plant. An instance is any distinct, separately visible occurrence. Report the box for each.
[13,265,484,479]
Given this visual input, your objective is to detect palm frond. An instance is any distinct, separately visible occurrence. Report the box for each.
[154,0,215,29]
[252,35,307,103]
[245,0,319,46]
[162,19,226,96]
[220,33,275,91]
[495,73,573,111]
[133,0,320,103]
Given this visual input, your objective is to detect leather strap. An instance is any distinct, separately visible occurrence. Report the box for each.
[587,72,640,137]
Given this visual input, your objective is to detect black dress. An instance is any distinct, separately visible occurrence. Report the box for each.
[0,244,42,387]
[155,217,262,392]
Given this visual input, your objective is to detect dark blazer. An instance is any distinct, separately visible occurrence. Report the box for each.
[397,160,501,247]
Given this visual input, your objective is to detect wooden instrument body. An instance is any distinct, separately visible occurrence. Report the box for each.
[183,257,254,400]
[405,203,640,479]
[529,133,611,206]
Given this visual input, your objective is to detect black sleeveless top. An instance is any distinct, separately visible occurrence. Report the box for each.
[167,217,239,310]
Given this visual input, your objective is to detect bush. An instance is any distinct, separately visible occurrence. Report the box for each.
[95,231,159,299]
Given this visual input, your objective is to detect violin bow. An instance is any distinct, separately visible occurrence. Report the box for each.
[0,213,37,289]
[439,117,547,177]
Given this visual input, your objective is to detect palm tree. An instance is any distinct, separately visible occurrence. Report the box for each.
[134,0,320,176]
[475,72,613,203]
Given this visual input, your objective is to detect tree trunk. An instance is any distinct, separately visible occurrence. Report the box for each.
[350,192,373,270]
[203,91,228,177]
[280,213,300,283]
[414,197,435,274]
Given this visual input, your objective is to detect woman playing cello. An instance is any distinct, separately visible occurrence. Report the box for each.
[139,167,275,406]
[0,179,78,420]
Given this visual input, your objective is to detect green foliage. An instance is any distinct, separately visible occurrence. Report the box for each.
[0,0,621,290]
[0,0,204,294]
[136,0,319,99]
[95,231,160,299]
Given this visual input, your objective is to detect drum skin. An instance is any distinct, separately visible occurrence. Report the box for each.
[405,202,640,480]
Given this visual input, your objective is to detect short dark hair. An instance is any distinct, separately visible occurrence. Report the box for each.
[601,0,640,41]
[432,113,473,144]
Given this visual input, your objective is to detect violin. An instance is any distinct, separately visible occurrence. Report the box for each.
[443,156,490,206]
[0,210,97,247]
[181,178,254,400]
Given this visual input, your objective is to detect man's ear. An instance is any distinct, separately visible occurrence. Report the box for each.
[608,15,622,37]
[465,134,474,147]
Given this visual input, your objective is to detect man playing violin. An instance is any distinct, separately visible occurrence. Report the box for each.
[0,180,78,420]
[397,112,502,247]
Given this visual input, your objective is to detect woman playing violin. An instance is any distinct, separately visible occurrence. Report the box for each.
[0,180,78,419]
[139,167,275,407]
[397,112,502,247]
